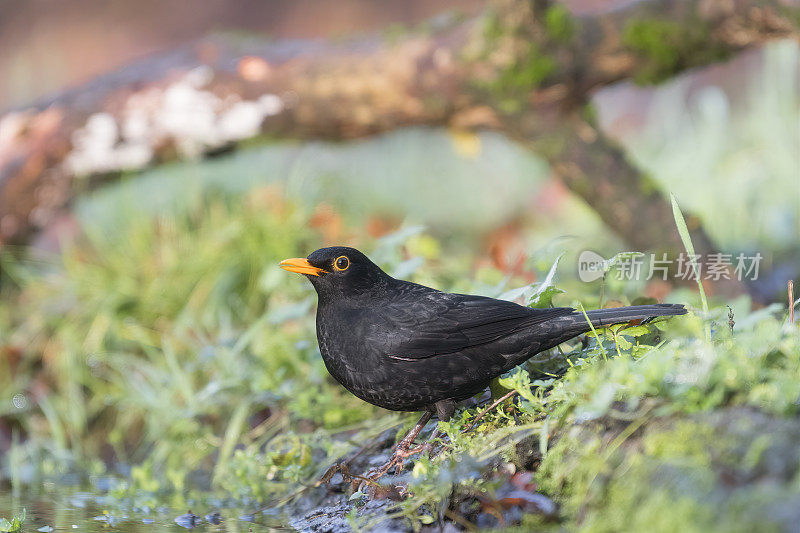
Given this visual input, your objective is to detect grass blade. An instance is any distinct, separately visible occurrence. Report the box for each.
[670,193,710,338]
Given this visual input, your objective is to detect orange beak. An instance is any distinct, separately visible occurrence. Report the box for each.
[279,257,327,277]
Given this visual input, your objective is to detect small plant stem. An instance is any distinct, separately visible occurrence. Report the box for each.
[612,330,623,358]
[599,271,607,309]
[462,390,519,433]
[579,302,606,359]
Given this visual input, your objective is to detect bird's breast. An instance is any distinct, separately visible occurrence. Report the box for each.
[315,304,428,410]
[316,307,379,380]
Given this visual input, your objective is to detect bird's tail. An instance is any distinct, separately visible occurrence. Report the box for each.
[581,303,687,328]
[521,303,686,377]
[533,303,687,354]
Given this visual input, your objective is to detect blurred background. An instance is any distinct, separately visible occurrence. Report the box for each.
[0,0,486,109]
[0,0,798,531]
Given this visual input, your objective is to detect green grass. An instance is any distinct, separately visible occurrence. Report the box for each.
[0,509,25,533]
[392,308,799,530]
[0,188,517,505]
[1,186,797,530]
[0,191,387,499]
[617,39,799,255]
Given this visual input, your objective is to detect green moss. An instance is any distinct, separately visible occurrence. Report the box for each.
[544,4,575,43]
[492,42,557,96]
[637,172,662,195]
[535,427,604,517]
[776,4,800,32]
[536,414,795,531]
[482,10,504,43]
[643,421,715,464]
[590,471,718,533]
[529,129,570,161]
[0,509,25,533]
[524,309,800,529]
[623,19,687,68]
[474,5,576,110]
[580,102,598,125]
[382,22,411,45]
[533,403,800,531]
[741,433,772,470]
[622,18,730,84]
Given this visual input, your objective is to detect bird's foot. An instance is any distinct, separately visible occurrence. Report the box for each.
[361,461,396,482]
[319,444,428,487]
[319,462,358,485]
[320,461,391,496]
[360,439,430,481]
[390,441,434,474]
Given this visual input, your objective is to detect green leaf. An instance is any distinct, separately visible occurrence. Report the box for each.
[605,251,645,271]
[620,325,651,338]
[529,285,565,309]
[498,368,538,405]
[349,490,367,501]
[499,253,565,307]
[527,253,563,305]
[0,509,25,532]
[615,335,633,351]
[608,323,625,334]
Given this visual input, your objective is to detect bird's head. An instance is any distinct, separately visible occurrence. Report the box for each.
[279,246,390,300]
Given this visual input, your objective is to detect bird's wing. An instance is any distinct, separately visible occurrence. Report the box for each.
[370,291,575,360]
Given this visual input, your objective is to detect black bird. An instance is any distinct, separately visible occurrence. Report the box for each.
[281,246,686,470]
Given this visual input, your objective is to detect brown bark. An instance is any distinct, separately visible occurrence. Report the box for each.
[0,0,796,295]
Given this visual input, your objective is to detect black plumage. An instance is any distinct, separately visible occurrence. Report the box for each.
[280,246,687,423]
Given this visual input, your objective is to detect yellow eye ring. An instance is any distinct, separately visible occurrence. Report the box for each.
[333,255,350,271]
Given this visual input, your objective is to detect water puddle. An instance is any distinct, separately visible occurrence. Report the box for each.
[0,488,292,532]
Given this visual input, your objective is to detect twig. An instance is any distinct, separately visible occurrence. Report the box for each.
[462,390,519,433]
[789,280,795,325]
[727,305,735,333]
[444,509,479,531]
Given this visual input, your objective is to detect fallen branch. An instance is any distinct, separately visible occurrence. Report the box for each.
[0,0,795,298]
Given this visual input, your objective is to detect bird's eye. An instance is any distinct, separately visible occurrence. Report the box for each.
[334,256,349,271]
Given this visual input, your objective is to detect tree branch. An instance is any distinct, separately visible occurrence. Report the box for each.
[0,0,796,297]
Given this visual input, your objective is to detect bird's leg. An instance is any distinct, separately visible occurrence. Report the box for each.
[365,400,458,479]
[394,428,441,459]
[365,410,433,480]
[390,400,455,473]
[395,410,434,453]
[386,410,433,474]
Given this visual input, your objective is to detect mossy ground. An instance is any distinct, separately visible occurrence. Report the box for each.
[1,187,797,531]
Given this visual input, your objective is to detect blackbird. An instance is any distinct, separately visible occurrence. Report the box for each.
[280,246,686,469]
